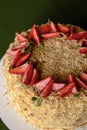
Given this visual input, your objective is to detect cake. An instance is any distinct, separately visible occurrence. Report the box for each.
[3,20,87,130]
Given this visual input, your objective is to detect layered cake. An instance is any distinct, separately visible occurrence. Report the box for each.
[3,20,87,130]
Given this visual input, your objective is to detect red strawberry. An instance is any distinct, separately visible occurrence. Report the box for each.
[11,49,22,66]
[75,78,87,90]
[42,32,60,39]
[67,74,74,83]
[21,64,34,84]
[40,80,54,97]
[68,31,87,40]
[30,69,40,85]
[32,25,41,45]
[79,47,87,54]
[34,76,53,91]
[9,63,28,74]
[50,21,58,32]
[13,42,28,50]
[52,83,65,92]
[15,53,30,67]
[28,29,33,40]
[80,73,87,83]
[16,33,27,43]
[7,49,22,57]
[57,82,75,97]
[38,24,51,34]
[69,25,77,34]
[82,39,87,47]
[57,23,69,33]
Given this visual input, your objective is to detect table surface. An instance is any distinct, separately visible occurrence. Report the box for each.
[0,0,87,129]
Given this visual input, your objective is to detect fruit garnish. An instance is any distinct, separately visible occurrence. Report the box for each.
[21,64,34,84]
[15,53,30,67]
[9,63,28,74]
[57,23,69,33]
[34,76,53,91]
[50,21,58,32]
[75,77,87,90]
[67,74,74,83]
[16,33,28,43]
[80,72,87,82]
[30,69,40,85]
[42,32,60,39]
[40,80,54,97]
[52,83,65,92]
[13,42,28,50]
[57,82,75,97]
[38,24,51,34]
[7,49,22,57]
[79,47,87,54]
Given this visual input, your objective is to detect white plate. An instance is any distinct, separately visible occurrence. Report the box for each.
[0,57,87,130]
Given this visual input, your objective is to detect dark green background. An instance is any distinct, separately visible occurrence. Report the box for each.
[0,0,87,129]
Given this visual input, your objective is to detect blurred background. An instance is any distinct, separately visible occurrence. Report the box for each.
[0,0,87,129]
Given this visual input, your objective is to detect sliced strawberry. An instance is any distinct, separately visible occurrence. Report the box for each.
[21,64,34,84]
[15,53,30,67]
[30,69,40,85]
[67,74,74,83]
[16,33,28,43]
[13,42,28,50]
[68,31,87,40]
[69,25,77,34]
[82,39,87,47]
[71,86,78,94]
[28,29,33,40]
[52,83,65,92]
[57,23,69,33]
[57,82,75,97]
[75,78,87,90]
[7,49,22,57]
[50,21,58,32]
[38,24,51,34]
[42,32,60,39]
[31,25,41,45]
[79,47,87,54]
[80,73,87,83]
[9,63,28,74]
[34,76,53,91]
[40,80,54,97]
[11,49,22,66]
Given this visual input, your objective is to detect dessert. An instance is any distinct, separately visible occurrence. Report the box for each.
[3,20,87,130]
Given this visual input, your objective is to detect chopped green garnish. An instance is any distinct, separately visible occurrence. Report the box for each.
[47,18,51,24]
[38,43,43,48]
[31,97,37,101]
[36,97,43,107]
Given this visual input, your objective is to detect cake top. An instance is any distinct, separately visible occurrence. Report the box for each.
[7,20,87,105]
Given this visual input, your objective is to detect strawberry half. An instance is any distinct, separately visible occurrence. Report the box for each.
[68,31,87,40]
[16,33,27,43]
[38,24,51,34]
[13,42,28,50]
[57,82,75,97]
[9,63,28,74]
[7,49,21,57]
[71,86,78,94]
[42,32,60,39]
[82,39,87,47]
[30,69,40,85]
[80,73,87,83]
[34,76,53,91]
[15,53,30,67]
[57,23,69,33]
[50,21,58,32]
[79,47,87,54]
[52,83,66,92]
[40,80,54,97]
[32,25,41,45]
[75,78,87,90]
[21,64,34,84]
[67,74,74,83]
[11,49,22,67]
